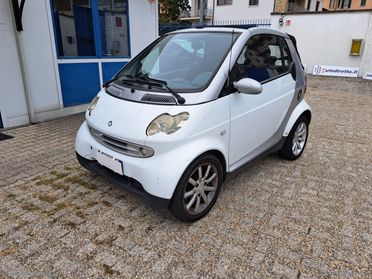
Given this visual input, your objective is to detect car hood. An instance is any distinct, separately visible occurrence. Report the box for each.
[85,90,173,145]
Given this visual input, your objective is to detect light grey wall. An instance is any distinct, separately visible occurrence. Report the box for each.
[271,12,372,76]
[213,0,274,21]
[0,0,29,127]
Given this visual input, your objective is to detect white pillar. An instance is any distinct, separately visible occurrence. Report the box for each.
[360,12,372,76]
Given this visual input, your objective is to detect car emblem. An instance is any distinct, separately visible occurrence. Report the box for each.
[108,121,112,127]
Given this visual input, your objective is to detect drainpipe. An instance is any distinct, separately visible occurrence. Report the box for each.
[212,0,215,25]
[360,12,372,77]
[199,0,205,26]
[9,0,36,123]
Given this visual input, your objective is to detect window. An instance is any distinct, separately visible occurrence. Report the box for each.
[249,0,259,6]
[340,0,352,8]
[98,0,129,57]
[361,0,366,6]
[217,0,232,5]
[51,0,130,58]
[315,0,320,11]
[231,35,293,83]
[116,32,240,92]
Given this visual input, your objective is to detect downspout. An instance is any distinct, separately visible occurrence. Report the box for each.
[359,12,372,77]
[199,0,205,26]
[9,0,36,123]
[212,0,215,25]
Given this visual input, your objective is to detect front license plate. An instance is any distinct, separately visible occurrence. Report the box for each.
[96,151,123,175]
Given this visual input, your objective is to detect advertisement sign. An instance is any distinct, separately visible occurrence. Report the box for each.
[363,72,372,80]
[313,65,359,77]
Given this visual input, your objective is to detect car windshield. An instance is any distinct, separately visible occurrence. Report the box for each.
[115,32,240,93]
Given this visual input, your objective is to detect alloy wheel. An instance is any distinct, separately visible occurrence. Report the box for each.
[292,122,307,156]
[183,163,218,215]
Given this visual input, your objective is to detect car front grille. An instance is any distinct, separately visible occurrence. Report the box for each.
[89,127,154,158]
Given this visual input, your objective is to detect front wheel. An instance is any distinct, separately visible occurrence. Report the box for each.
[169,154,223,222]
[279,116,309,160]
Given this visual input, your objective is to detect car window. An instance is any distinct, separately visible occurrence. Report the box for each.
[232,34,293,83]
[117,32,240,93]
[173,39,205,58]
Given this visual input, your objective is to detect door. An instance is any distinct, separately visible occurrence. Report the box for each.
[229,34,296,165]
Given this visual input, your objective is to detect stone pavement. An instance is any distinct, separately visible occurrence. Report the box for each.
[0,76,371,278]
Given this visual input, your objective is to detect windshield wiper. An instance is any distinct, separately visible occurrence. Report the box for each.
[103,78,115,88]
[103,77,134,88]
[126,74,185,105]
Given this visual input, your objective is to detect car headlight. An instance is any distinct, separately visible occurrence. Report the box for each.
[87,96,99,116]
[146,112,189,136]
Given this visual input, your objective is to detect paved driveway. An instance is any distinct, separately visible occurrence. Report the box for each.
[0,76,371,278]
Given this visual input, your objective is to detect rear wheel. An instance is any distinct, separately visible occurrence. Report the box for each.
[169,154,223,222]
[279,116,309,160]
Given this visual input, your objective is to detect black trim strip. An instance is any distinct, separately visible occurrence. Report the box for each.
[11,0,26,31]
[261,71,292,85]
[76,152,170,209]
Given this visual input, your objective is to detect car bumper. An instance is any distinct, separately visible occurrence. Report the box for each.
[76,152,170,209]
[75,121,181,208]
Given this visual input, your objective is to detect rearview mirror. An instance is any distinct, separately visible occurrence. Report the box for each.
[233,78,263,95]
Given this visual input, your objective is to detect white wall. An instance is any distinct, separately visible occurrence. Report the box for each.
[214,0,274,21]
[271,12,372,76]
[0,0,29,128]
[19,0,62,114]
[129,0,158,57]
[360,14,372,75]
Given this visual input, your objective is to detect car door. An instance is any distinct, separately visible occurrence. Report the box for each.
[229,34,296,165]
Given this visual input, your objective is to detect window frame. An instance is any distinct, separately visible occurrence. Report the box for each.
[217,0,233,6]
[50,0,131,59]
[249,0,259,6]
[360,0,367,6]
[231,34,294,86]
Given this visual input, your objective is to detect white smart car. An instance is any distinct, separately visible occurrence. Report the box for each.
[76,27,311,222]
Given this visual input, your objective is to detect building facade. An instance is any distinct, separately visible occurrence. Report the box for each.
[323,0,372,11]
[213,0,275,21]
[274,0,372,13]
[180,0,214,24]
[0,0,158,129]
[184,0,274,23]
[274,0,323,12]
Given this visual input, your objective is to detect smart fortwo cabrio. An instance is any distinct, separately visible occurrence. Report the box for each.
[76,27,312,222]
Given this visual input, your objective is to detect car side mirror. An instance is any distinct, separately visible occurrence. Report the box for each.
[233,78,263,95]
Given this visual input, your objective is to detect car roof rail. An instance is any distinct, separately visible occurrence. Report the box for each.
[195,24,258,29]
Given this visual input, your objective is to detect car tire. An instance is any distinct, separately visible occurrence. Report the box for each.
[279,116,309,160]
[169,154,223,222]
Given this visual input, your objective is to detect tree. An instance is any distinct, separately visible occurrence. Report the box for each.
[159,0,191,23]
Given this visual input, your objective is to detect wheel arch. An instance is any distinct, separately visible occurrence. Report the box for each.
[206,149,227,180]
[183,149,227,180]
[301,110,312,124]
[283,100,312,137]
